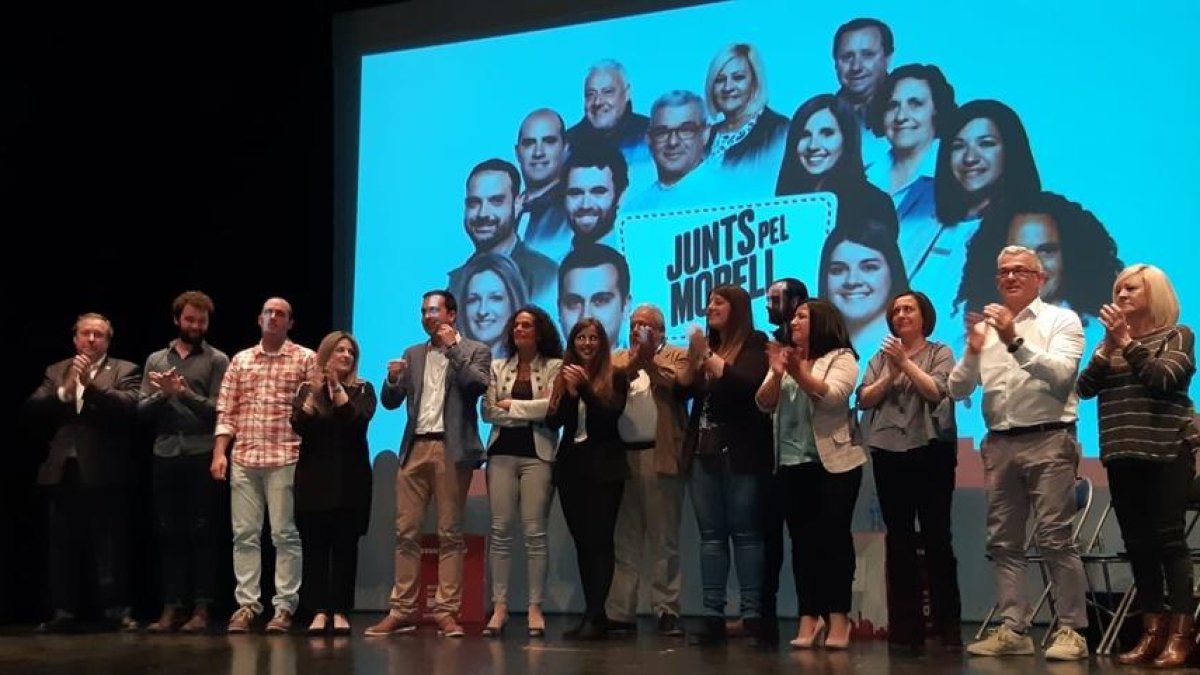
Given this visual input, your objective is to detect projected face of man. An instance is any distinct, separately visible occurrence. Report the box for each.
[585,68,630,131]
[464,170,517,252]
[648,102,709,186]
[558,263,629,346]
[835,27,890,104]
[1007,214,1063,302]
[565,166,619,242]
[515,111,567,192]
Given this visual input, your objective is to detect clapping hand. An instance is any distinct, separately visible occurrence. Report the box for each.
[965,311,988,354]
[1099,303,1131,350]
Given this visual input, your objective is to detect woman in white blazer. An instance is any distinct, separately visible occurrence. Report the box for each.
[756,298,864,650]
[480,306,563,638]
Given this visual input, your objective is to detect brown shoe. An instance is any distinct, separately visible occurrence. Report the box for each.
[227,606,257,634]
[147,605,181,634]
[265,609,293,634]
[436,616,465,638]
[1152,613,1194,668]
[364,613,419,637]
[180,606,210,634]
[1117,612,1167,665]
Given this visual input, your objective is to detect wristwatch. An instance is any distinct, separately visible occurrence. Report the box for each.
[1006,337,1025,353]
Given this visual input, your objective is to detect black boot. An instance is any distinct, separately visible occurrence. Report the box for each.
[688,616,728,646]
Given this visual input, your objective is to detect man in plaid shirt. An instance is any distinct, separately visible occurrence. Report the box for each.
[211,297,316,634]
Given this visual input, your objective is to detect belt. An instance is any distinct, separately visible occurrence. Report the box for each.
[990,421,1075,437]
[414,432,445,441]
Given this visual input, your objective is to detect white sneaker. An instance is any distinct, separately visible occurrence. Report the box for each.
[1044,627,1088,661]
[967,625,1036,656]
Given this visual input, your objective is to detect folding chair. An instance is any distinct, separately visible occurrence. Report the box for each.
[975,476,1094,642]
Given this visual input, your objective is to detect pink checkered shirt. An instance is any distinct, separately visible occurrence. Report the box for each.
[216,339,316,468]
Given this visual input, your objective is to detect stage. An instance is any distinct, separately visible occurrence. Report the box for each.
[0,616,1187,675]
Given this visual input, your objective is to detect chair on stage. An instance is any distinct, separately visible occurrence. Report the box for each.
[975,476,1095,646]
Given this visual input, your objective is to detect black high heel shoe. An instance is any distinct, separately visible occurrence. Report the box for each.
[481,612,508,638]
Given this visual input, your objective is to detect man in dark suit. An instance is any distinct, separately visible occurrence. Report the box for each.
[25,312,141,632]
[365,290,491,638]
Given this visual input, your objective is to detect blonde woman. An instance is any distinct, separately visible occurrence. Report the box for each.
[1077,264,1199,668]
[291,331,376,635]
[704,43,788,183]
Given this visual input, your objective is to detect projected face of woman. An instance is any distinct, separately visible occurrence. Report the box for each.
[884,77,935,155]
[713,56,754,120]
[1007,214,1063,302]
[826,240,891,326]
[951,117,1005,195]
[465,269,512,349]
[797,107,845,177]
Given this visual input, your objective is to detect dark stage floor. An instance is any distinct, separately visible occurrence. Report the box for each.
[0,615,1196,675]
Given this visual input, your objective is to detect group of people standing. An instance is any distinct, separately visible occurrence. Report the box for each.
[27,242,1197,667]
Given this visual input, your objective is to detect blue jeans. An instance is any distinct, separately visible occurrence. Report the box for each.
[230,463,302,615]
[689,455,765,618]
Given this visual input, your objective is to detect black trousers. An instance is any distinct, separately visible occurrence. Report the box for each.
[775,462,862,616]
[557,473,623,620]
[297,510,361,614]
[1108,450,1195,615]
[46,460,129,617]
[872,442,962,643]
[762,470,789,620]
[153,454,217,607]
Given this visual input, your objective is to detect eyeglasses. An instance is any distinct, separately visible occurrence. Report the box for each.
[996,267,1038,280]
[648,122,704,144]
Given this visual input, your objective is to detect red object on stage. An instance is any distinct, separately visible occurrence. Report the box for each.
[417,534,485,624]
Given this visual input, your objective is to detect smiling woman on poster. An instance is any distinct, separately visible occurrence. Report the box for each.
[704,43,788,194]
[819,220,910,357]
[453,252,531,360]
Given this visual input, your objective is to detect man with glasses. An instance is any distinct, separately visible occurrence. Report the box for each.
[625,90,713,212]
[948,246,1089,661]
[212,297,316,634]
[365,290,491,638]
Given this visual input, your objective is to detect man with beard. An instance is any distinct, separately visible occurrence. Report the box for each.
[625,91,714,212]
[566,60,650,167]
[515,108,572,260]
[563,143,628,250]
[139,291,230,633]
[365,290,491,638]
[25,313,141,633]
[764,278,809,344]
[832,18,894,168]
[448,159,557,308]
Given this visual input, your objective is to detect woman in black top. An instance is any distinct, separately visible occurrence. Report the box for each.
[683,284,773,644]
[546,318,630,641]
[291,331,377,635]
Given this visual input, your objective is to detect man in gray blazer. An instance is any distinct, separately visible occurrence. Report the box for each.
[25,313,141,633]
[365,290,491,638]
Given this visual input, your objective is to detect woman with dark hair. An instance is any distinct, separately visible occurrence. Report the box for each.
[775,93,896,229]
[866,64,956,275]
[481,306,564,638]
[704,43,789,187]
[545,318,629,640]
[955,191,1122,331]
[682,285,773,645]
[1077,264,1200,668]
[935,100,1041,226]
[755,298,863,649]
[452,252,530,359]
[819,221,910,356]
[856,292,961,652]
[291,331,377,636]
[916,100,1043,319]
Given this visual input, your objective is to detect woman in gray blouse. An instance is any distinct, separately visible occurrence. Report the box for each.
[857,291,961,653]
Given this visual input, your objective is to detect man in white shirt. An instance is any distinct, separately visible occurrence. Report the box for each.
[948,245,1088,661]
[365,290,491,638]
